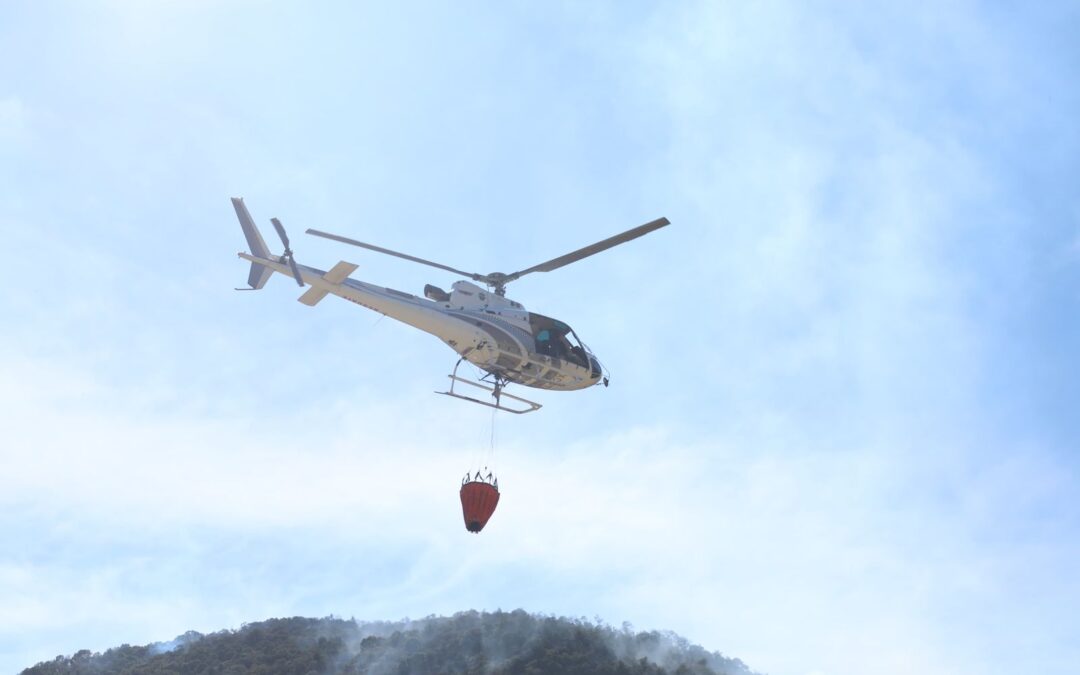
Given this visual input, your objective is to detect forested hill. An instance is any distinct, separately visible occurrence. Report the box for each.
[22,610,757,675]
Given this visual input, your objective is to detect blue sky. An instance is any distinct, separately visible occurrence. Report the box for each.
[2,2,1078,674]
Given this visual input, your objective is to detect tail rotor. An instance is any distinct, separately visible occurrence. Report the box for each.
[270,217,304,287]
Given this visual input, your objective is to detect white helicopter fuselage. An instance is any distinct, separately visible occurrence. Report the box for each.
[238,252,603,392]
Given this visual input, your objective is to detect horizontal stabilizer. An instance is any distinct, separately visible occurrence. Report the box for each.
[322,261,358,284]
[298,287,330,306]
[296,260,358,306]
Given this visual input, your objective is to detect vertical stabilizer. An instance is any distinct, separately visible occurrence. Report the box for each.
[232,197,274,289]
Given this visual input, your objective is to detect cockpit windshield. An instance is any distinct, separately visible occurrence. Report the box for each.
[528,312,589,367]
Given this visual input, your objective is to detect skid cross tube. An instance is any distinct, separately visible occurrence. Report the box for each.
[436,359,542,414]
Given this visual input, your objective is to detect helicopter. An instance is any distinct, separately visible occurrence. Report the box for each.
[232,198,669,413]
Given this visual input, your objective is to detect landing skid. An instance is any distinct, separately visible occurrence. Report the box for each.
[437,360,542,414]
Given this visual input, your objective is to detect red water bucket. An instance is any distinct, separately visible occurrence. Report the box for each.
[460,479,500,533]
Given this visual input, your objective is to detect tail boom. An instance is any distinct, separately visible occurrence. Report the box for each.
[236,253,490,356]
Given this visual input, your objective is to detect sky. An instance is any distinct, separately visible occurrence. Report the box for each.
[1,1,1078,674]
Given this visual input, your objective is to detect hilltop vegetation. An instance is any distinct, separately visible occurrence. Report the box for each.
[23,610,755,675]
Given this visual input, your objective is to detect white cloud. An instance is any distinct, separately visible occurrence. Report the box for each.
[6,349,1077,675]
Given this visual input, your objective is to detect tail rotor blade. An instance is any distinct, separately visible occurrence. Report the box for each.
[270,218,303,286]
[286,255,304,287]
[270,218,290,250]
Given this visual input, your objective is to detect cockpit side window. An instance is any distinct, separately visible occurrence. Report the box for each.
[535,328,555,355]
[528,313,589,367]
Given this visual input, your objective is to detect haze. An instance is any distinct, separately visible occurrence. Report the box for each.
[2,3,1078,674]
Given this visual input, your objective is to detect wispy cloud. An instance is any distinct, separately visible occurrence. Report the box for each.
[5,348,1078,675]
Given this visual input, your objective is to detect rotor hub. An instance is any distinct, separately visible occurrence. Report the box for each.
[483,272,511,296]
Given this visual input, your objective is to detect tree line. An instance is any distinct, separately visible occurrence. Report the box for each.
[23,610,756,675]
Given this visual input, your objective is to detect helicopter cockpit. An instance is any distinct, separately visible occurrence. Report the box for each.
[528,312,591,369]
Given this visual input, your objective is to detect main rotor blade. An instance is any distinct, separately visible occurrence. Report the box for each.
[505,217,671,281]
[306,228,483,281]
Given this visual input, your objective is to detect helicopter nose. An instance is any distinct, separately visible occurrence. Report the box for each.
[589,355,603,380]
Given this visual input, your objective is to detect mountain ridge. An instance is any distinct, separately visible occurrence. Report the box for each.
[21,610,758,675]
